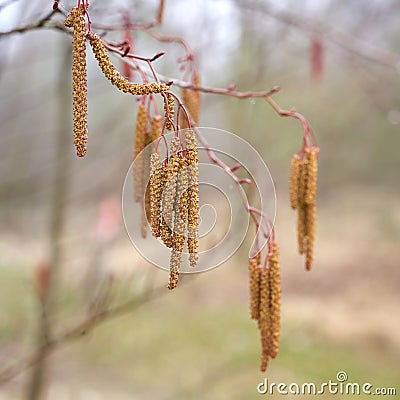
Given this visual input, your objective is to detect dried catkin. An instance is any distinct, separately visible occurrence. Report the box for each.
[180,71,201,129]
[248,257,261,320]
[87,32,169,95]
[65,7,88,157]
[133,104,148,203]
[267,243,281,359]
[185,130,199,267]
[289,153,301,209]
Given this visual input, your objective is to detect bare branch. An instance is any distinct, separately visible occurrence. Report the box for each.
[0,9,69,38]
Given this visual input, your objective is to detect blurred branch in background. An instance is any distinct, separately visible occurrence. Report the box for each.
[26,40,72,400]
[0,282,168,385]
[236,0,400,70]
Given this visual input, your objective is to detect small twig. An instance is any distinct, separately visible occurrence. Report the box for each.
[195,131,271,240]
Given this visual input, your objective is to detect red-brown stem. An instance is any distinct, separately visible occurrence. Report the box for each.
[196,132,271,240]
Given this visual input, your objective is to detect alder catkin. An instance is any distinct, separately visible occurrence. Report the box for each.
[305,147,319,205]
[267,243,281,359]
[248,257,261,320]
[171,156,188,253]
[289,153,301,209]
[180,71,201,128]
[160,137,180,248]
[258,267,270,372]
[65,7,88,157]
[133,104,148,203]
[156,0,164,24]
[150,153,164,238]
[88,32,169,95]
[297,159,307,254]
[305,204,316,270]
[185,130,199,267]
[168,249,180,290]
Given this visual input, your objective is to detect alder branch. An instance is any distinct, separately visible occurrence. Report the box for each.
[195,130,272,241]
[0,9,68,37]
[237,0,400,70]
[0,283,168,384]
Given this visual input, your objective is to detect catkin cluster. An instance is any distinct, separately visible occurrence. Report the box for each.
[180,71,201,129]
[149,131,200,288]
[65,7,88,157]
[248,242,281,372]
[131,105,162,237]
[289,147,319,270]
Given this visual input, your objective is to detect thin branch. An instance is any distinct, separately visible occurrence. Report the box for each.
[0,9,66,38]
[195,130,271,240]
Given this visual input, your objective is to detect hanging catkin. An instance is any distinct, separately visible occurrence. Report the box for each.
[289,153,301,210]
[185,130,199,267]
[88,32,169,95]
[133,104,148,204]
[180,71,201,129]
[267,243,281,359]
[64,7,88,157]
[248,256,261,320]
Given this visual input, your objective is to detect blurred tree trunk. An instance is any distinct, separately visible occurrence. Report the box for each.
[26,41,72,400]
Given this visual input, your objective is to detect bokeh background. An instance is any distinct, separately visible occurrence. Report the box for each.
[0,0,399,399]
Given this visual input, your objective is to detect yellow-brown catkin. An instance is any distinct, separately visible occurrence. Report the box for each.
[156,0,165,24]
[88,32,169,95]
[258,267,270,372]
[150,152,164,238]
[180,71,201,129]
[289,154,301,210]
[160,137,180,248]
[305,204,316,270]
[168,249,180,290]
[133,104,148,203]
[163,92,175,130]
[267,243,281,359]
[140,116,162,238]
[297,160,307,254]
[172,156,188,252]
[304,147,319,205]
[185,129,199,267]
[65,7,88,157]
[248,257,261,320]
